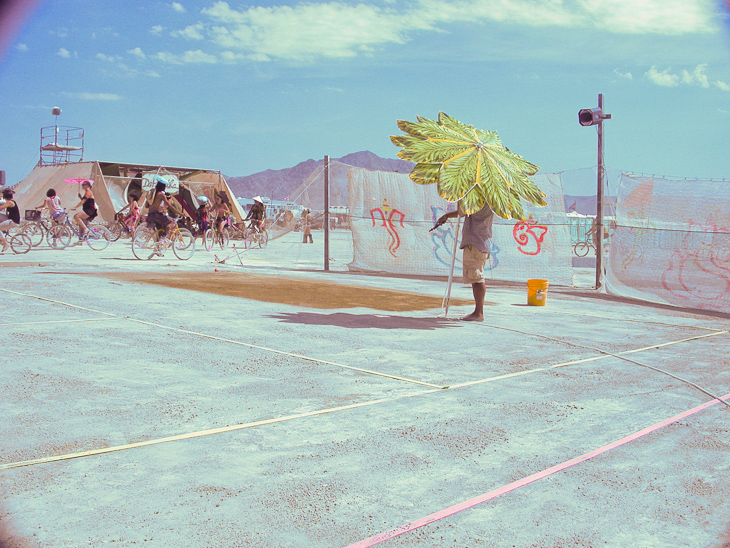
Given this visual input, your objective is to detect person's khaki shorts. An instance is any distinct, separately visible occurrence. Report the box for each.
[462,244,488,283]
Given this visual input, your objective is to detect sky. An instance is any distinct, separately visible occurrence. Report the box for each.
[0,0,729,196]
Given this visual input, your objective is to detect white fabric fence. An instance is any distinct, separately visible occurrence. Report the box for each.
[347,168,574,286]
[606,174,730,311]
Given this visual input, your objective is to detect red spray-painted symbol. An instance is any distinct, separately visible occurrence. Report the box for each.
[513,215,548,255]
[371,199,406,257]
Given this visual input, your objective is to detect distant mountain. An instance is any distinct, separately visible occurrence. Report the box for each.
[225,151,615,215]
[225,150,414,202]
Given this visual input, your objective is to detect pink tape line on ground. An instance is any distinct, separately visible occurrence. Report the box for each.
[346,393,730,548]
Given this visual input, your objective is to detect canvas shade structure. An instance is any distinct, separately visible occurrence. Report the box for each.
[10,161,245,224]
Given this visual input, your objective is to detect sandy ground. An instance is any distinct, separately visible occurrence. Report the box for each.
[1,230,730,548]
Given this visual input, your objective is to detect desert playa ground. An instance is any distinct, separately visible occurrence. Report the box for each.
[1,230,729,548]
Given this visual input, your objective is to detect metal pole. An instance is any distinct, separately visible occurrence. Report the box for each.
[324,155,330,271]
[595,94,605,290]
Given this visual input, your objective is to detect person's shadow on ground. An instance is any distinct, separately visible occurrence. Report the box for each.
[266,311,460,330]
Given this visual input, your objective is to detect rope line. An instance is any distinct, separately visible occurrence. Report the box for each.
[0,288,446,389]
[345,392,730,547]
[0,388,442,471]
[474,323,730,408]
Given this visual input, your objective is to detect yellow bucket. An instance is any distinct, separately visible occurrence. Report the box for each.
[527,279,549,306]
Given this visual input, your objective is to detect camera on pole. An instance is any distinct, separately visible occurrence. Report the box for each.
[579,107,611,126]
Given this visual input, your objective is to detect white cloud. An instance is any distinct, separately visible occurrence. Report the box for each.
[645,64,729,90]
[681,63,710,87]
[645,66,680,86]
[575,0,719,34]
[16,43,28,52]
[96,53,122,62]
[172,23,205,40]
[151,0,721,65]
[153,50,219,64]
[150,25,164,36]
[61,92,122,101]
[613,69,633,80]
[171,2,186,13]
[128,47,146,60]
[56,48,72,58]
[200,1,418,61]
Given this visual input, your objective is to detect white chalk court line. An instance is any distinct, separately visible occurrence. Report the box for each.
[0,287,446,389]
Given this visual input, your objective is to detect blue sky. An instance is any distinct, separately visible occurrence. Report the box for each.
[1,0,729,195]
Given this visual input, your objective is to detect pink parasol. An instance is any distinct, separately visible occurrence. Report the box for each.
[64,177,94,185]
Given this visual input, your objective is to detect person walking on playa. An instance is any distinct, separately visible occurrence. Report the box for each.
[71,180,98,243]
[435,202,494,321]
[302,209,313,243]
[0,188,21,252]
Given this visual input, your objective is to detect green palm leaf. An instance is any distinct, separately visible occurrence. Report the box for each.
[391,111,545,220]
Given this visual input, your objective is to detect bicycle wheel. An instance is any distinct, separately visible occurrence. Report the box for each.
[86,226,112,251]
[228,225,245,241]
[132,227,158,260]
[106,221,124,242]
[9,233,31,254]
[573,242,591,257]
[218,228,230,249]
[21,221,45,247]
[172,228,195,260]
[257,229,269,249]
[242,228,253,250]
[47,225,72,249]
[203,228,215,252]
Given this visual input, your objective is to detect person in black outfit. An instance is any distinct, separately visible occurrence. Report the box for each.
[245,196,266,233]
[71,180,98,242]
[0,188,21,252]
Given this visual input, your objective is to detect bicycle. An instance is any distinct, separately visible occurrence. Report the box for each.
[573,238,610,257]
[106,212,143,242]
[21,210,54,247]
[45,211,114,251]
[226,220,247,242]
[1,227,31,254]
[131,220,195,260]
[203,219,230,252]
[243,220,269,249]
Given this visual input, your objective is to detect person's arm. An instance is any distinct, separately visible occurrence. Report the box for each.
[72,191,87,210]
[434,209,459,230]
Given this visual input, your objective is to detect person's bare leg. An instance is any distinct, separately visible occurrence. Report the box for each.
[74,213,88,237]
[461,281,485,321]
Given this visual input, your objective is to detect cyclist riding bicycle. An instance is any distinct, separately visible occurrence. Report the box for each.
[196,196,210,235]
[146,180,177,240]
[245,196,266,233]
[212,193,230,236]
[0,188,21,252]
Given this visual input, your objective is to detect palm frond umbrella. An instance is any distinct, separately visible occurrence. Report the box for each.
[391,111,545,220]
[391,112,546,316]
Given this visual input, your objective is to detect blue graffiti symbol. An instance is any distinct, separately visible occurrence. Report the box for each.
[429,206,500,270]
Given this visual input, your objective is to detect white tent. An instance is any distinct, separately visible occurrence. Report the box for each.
[11,161,246,223]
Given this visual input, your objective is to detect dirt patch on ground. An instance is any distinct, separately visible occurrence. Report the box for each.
[85,271,475,312]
